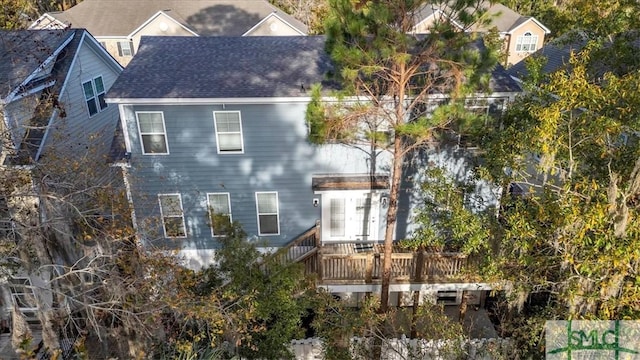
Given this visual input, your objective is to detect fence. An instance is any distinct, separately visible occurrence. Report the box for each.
[290,337,512,360]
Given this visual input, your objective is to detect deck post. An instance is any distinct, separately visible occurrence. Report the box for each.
[315,220,322,281]
[365,253,374,283]
[413,248,425,283]
[314,220,321,248]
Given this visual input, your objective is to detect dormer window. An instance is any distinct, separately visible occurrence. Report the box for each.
[515,32,538,53]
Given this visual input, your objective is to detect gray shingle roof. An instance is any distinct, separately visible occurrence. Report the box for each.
[1,29,84,165]
[0,30,75,100]
[107,35,520,100]
[477,3,527,33]
[37,0,307,37]
[107,36,335,99]
[415,1,548,34]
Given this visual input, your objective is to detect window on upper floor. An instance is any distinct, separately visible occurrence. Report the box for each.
[515,32,538,53]
[256,192,279,236]
[117,41,134,57]
[137,112,169,154]
[207,193,232,237]
[159,194,187,238]
[213,111,244,153]
[82,76,107,116]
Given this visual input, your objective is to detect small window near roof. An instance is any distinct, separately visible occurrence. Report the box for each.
[515,32,538,53]
[214,111,244,153]
[117,41,134,57]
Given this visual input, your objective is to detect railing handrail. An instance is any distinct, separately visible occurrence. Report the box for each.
[320,250,467,258]
[318,250,471,283]
[282,222,319,249]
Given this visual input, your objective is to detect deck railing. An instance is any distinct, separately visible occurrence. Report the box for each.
[276,223,471,284]
[318,251,469,284]
[274,221,321,274]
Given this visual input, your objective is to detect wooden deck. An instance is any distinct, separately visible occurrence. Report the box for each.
[278,223,477,285]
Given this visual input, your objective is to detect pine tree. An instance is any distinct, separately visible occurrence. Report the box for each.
[308,0,499,311]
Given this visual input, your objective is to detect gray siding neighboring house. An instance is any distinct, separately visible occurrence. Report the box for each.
[0,29,122,347]
[106,35,521,269]
[1,29,122,166]
[30,0,308,66]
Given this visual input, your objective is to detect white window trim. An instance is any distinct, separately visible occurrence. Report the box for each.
[82,75,108,117]
[136,111,170,155]
[118,40,133,57]
[158,193,187,238]
[515,32,538,53]
[255,191,280,236]
[207,192,232,237]
[213,110,245,154]
[9,277,38,312]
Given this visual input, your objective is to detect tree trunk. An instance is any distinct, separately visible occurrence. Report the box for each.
[379,134,405,312]
[411,246,425,337]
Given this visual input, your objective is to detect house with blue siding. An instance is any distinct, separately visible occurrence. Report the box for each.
[0,29,122,352]
[106,35,521,271]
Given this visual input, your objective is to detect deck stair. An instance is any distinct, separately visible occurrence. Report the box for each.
[273,221,321,274]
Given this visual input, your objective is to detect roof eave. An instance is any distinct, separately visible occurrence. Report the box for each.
[242,12,307,36]
[128,10,199,38]
[508,17,551,34]
[105,96,315,105]
[4,31,76,105]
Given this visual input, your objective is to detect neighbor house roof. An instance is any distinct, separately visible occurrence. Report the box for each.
[0,30,75,100]
[106,35,520,101]
[414,1,550,34]
[33,0,308,37]
[1,29,86,164]
[507,30,640,81]
[506,31,590,80]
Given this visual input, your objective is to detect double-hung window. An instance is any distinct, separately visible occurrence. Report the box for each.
[256,192,279,235]
[207,193,232,236]
[82,76,107,116]
[515,32,538,53]
[159,194,186,238]
[9,277,38,320]
[213,111,244,153]
[137,112,169,154]
[117,41,134,57]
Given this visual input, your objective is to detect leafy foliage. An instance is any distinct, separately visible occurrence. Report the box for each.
[472,34,640,358]
[502,0,640,40]
[158,221,318,359]
[403,167,495,256]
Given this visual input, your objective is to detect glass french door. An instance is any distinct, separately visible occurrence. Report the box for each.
[322,192,379,242]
